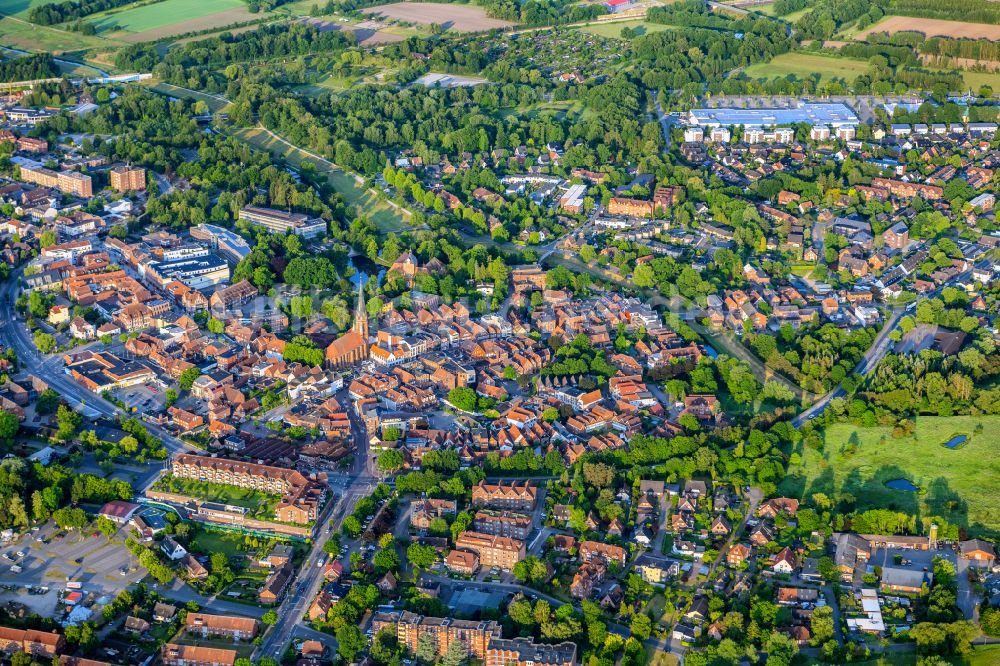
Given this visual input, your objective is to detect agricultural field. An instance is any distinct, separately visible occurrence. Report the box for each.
[361,2,514,32]
[0,16,118,53]
[300,17,410,46]
[88,0,259,42]
[233,127,411,233]
[577,19,675,39]
[853,15,1000,41]
[742,51,871,83]
[781,415,1000,536]
[0,0,64,18]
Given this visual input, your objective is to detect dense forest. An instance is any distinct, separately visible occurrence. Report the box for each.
[27,0,141,25]
[0,54,59,83]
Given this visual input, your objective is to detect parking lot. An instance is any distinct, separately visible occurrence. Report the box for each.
[114,383,165,412]
[868,545,977,617]
[0,522,143,596]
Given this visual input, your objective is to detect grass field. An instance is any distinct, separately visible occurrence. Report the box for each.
[743,51,870,82]
[958,70,1000,93]
[577,19,674,39]
[233,127,411,233]
[153,475,281,518]
[188,527,247,560]
[781,416,1000,536]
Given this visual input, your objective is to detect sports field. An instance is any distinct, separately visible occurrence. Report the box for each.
[578,19,675,39]
[88,0,254,41]
[233,127,411,233]
[743,51,870,82]
[780,415,1000,536]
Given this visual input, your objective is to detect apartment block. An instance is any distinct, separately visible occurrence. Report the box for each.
[20,164,94,197]
[185,613,259,640]
[169,454,325,524]
[471,480,537,511]
[371,611,500,659]
[161,643,237,666]
[579,540,627,567]
[485,638,577,666]
[454,531,525,570]
[0,626,65,659]
[472,510,532,540]
[109,165,146,192]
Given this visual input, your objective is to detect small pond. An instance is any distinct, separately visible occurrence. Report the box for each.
[885,479,919,492]
[942,434,968,449]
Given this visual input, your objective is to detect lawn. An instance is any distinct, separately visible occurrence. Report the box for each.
[577,19,675,39]
[88,0,245,34]
[647,650,680,666]
[742,51,870,83]
[959,70,1000,93]
[188,527,249,560]
[153,474,281,519]
[232,126,411,233]
[781,415,1000,536]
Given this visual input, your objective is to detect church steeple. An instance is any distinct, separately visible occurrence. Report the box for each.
[353,277,369,340]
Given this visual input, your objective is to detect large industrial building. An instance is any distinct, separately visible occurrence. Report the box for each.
[686,103,859,129]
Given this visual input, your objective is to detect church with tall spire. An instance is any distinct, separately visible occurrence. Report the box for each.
[324,278,370,369]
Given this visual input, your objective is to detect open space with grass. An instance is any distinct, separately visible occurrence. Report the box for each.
[742,51,870,83]
[188,526,248,560]
[780,416,1000,536]
[233,126,411,233]
[146,80,229,112]
[577,19,675,39]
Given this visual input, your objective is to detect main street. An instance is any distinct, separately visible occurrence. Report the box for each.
[0,269,194,471]
[255,466,375,661]
[255,382,376,661]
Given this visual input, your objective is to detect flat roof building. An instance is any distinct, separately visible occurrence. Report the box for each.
[686,103,859,129]
[239,205,326,238]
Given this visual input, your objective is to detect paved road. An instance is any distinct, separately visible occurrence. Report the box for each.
[255,395,375,661]
[791,305,904,427]
[0,269,194,471]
